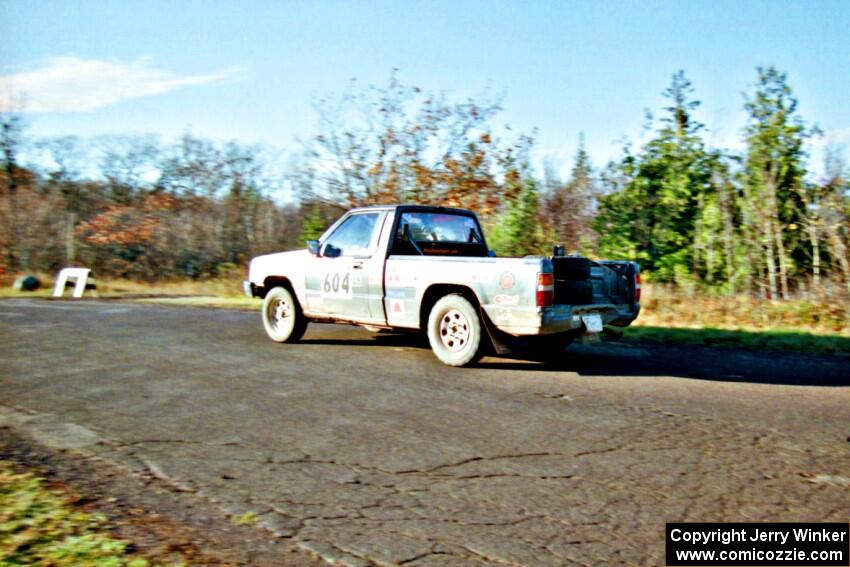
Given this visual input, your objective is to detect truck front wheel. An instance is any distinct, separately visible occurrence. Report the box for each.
[262,286,308,343]
[427,294,484,367]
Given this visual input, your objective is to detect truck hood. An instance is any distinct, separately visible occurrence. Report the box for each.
[248,249,310,286]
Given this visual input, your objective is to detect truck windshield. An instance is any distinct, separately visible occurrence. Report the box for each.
[392,212,487,257]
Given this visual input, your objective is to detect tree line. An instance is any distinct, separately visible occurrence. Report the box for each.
[0,128,306,280]
[1,67,848,298]
[595,69,848,298]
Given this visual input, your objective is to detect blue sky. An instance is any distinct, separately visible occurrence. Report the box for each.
[2,0,849,178]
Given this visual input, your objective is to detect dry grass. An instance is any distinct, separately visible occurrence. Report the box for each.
[0,274,245,300]
[625,283,850,355]
[136,296,260,309]
[636,283,850,336]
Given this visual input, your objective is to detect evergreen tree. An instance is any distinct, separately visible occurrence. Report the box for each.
[487,178,547,256]
[596,71,714,283]
[298,204,328,246]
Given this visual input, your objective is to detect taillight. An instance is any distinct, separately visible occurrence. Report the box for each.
[633,264,641,302]
[536,273,554,307]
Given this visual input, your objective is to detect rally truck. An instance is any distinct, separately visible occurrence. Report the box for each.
[244,205,640,366]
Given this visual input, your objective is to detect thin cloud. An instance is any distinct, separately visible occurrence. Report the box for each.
[0,56,243,113]
[817,126,850,146]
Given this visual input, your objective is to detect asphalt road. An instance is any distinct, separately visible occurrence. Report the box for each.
[1,299,849,566]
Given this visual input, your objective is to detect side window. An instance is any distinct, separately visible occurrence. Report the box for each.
[322,212,381,257]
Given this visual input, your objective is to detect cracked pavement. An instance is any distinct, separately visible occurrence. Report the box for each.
[1,299,849,566]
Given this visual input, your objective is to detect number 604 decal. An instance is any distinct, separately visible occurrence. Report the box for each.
[322,271,352,298]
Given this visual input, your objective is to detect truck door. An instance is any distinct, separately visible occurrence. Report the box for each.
[306,210,387,322]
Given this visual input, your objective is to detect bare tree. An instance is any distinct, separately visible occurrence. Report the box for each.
[37,136,95,265]
[819,148,850,293]
[0,110,24,272]
[96,134,161,203]
[540,134,597,253]
[298,73,529,217]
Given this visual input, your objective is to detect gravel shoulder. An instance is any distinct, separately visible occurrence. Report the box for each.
[0,425,325,566]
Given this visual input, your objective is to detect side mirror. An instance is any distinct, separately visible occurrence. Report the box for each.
[323,244,342,258]
[307,240,321,256]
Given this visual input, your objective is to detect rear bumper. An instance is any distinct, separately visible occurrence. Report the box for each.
[483,303,640,336]
[542,303,639,333]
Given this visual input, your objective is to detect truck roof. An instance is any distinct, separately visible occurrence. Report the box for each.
[347,204,479,216]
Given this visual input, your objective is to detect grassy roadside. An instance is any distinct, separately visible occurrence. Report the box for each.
[637,285,849,334]
[134,296,260,309]
[0,461,174,566]
[0,279,260,310]
[0,275,246,300]
[623,284,850,355]
[621,326,850,356]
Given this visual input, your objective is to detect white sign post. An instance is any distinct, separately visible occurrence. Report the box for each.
[53,268,92,298]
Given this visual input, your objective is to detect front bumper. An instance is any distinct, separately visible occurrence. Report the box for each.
[243,280,255,298]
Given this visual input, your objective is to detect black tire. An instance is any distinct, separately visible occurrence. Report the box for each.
[262,286,308,343]
[427,294,484,367]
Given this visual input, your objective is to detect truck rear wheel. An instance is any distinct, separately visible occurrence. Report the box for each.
[262,286,308,343]
[427,294,483,367]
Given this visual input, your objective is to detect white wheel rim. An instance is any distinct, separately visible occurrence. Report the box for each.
[439,309,470,352]
[270,297,293,333]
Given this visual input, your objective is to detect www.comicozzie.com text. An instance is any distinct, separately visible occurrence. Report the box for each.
[670,526,847,546]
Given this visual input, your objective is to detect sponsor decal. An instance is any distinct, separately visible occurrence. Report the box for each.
[386,265,415,285]
[390,299,406,318]
[499,271,516,289]
[386,266,402,284]
[493,294,520,306]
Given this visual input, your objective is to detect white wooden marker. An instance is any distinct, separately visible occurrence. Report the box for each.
[53,268,92,298]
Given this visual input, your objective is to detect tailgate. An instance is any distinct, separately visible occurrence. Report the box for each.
[550,257,639,308]
[595,260,640,309]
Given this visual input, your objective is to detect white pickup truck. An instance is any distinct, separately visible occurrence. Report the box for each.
[245,205,640,366]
